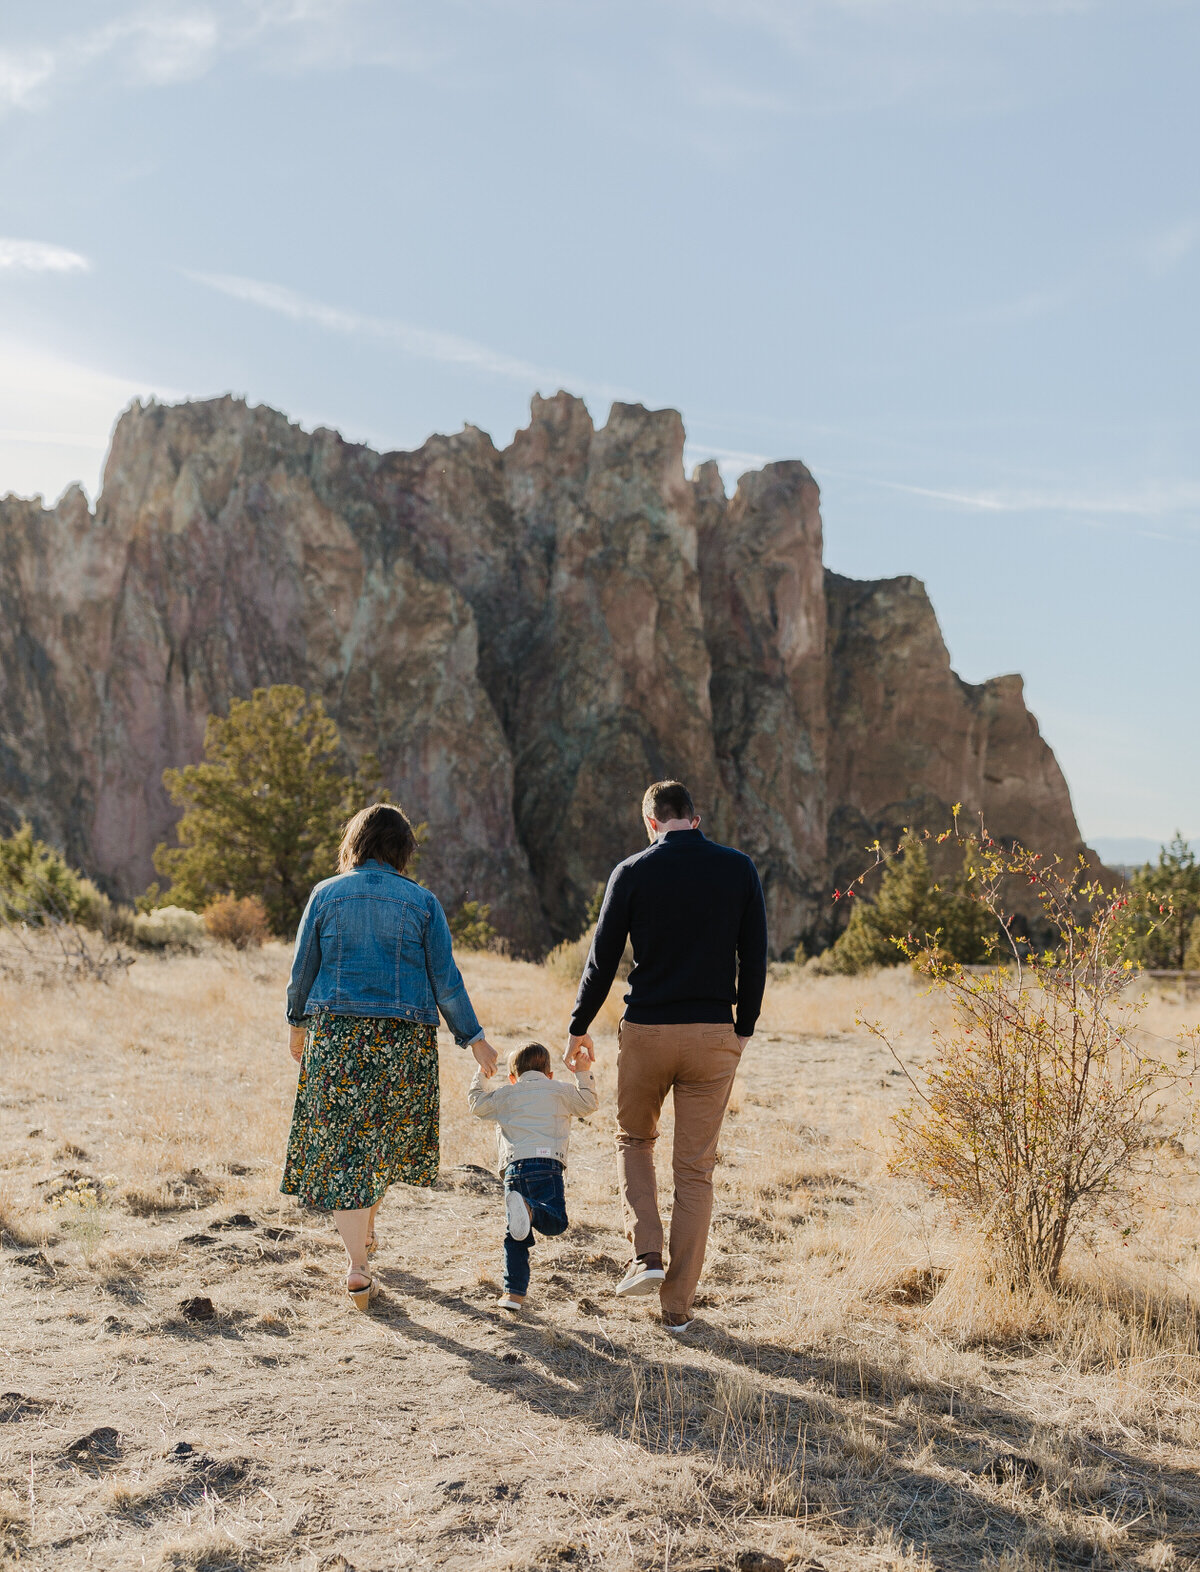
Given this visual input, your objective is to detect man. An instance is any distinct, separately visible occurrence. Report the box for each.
[567,780,767,1332]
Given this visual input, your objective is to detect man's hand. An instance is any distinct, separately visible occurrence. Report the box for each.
[736,1035,750,1052]
[566,1032,595,1069]
[289,1025,306,1063]
[471,1036,499,1077]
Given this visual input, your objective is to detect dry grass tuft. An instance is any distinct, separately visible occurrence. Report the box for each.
[157,1528,260,1569]
[0,1180,45,1247]
[0,1492,29,1557]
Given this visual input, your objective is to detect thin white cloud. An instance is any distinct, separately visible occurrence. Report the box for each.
[666,0,1133,124]
[185,269,634,404]
[92,12,223,87]
[683,442,772,491]
[825,465,1200,523]
[669,54,794,117]
[0,238,90,274]
[0,47,55,109]
[0,0,372,113]
[949,286,1076,330]
[917,480,1200,520]
[913,215,1199,339]
[703,0,1104,23]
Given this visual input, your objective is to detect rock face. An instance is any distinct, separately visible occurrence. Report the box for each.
[0,394,1093,954]
[697,459,828,945]
[822,571,1091,943]
[1,400,546,951]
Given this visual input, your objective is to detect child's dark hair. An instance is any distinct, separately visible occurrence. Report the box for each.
[511,1042,552,1076]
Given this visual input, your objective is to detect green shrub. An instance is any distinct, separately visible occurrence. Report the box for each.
[819,840,994,975]
[1116,834,1200,971]
[1186,915,1200,973]
[0,822,107,928]
[448,900,496,952]
[134,883,163,916]
[97,903,136,945]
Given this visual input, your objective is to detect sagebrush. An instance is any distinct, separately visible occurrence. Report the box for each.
[203,893,269,949]
[873,828,1200,1284]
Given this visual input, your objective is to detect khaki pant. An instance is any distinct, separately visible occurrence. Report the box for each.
[616,1019,743,1318]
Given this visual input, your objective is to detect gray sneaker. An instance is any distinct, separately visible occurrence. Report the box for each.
[505,1191,532,1241]
[615,1253,666,1298]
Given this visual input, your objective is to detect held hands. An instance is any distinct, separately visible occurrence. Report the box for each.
[565,1032,595,1070]
[471,1036,499,1077]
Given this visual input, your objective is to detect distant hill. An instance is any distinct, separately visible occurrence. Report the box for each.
[1092,836,1198,871]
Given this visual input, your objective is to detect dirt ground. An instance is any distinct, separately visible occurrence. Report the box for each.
[2,948,1200,1571]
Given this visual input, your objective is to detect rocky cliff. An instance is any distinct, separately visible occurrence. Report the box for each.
[822,571,1092,945]
[0,394,1093,954]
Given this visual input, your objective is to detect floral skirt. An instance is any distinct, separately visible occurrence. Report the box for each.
[281,1011,439,1210]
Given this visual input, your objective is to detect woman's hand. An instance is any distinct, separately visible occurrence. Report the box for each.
[289,1025,306,1063]
[471,1036,499,1077]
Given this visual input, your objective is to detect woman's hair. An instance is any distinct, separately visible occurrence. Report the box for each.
[337,802,418,875]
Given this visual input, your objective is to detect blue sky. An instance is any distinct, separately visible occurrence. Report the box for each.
[1,0,1197,848]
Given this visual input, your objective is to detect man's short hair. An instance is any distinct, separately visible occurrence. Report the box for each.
[642,780,695,824]
[511,1042,552,1076]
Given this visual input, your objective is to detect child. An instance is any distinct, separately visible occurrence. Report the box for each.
[467,1041,599,1311]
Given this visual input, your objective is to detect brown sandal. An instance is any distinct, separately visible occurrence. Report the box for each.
[347,1273,378,1312]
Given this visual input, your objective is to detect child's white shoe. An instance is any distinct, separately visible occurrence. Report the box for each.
[497,1293,525,1312]
[505,1190,532,1241]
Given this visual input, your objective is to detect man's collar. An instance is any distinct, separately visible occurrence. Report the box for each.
[659,828,705,843]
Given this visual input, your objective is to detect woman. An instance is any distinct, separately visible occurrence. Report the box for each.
[282,802,498,1309]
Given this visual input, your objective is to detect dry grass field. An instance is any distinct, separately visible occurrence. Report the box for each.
[2,946,1200,1571]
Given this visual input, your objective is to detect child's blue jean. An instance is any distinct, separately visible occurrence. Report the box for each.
[503,1157,568,1295]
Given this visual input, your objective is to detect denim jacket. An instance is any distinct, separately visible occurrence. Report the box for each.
[285,861,483,1046]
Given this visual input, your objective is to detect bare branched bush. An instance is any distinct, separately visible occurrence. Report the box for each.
[867,827,1200,1286]
[0,823,135,982]
[0,918,134,984]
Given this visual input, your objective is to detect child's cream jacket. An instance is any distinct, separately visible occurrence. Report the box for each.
[467,1066,598,1170]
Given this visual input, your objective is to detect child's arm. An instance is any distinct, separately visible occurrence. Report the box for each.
[557,1063,599,1117]
[467,1066,506,1121]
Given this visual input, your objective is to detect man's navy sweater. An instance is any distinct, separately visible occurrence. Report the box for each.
[569,828,768,1039]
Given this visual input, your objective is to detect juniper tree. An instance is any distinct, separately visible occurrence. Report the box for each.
[154,686,380,935]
